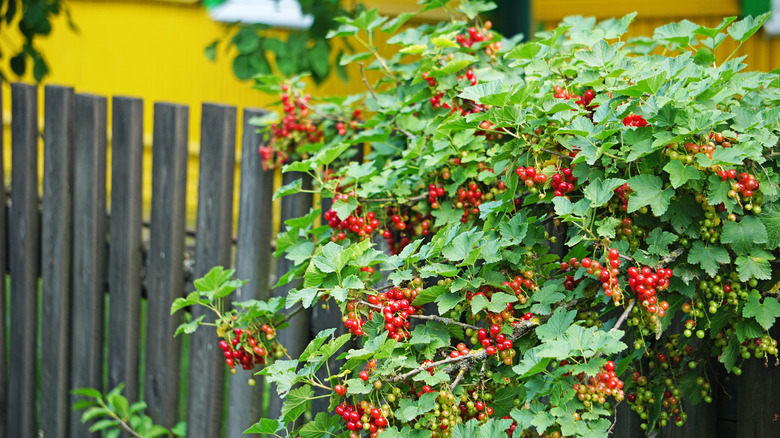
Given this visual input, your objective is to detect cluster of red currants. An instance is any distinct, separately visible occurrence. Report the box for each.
[573,360,625,407]
[578,250,622,302]
[324,194,381,242]
[553,85,596,108]
[622,113,650,127]
[368,286,420,341]
[717,169,760,200]
[454,182,485,224]
[456,25,492,49]
[343,301,366,337]
[479,324,516,363]
[334,401,389,436]
[427,184,446,210]
[218,327,271,374]
[457,390,495,424]
[515,166,547,189]
[627,266,672,317]
[551,168,577,197]
[613,183,632,211]
[501,274,536,303]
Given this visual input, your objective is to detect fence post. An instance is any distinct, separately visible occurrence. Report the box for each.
[0,84,6,438]
[107,96,145,404]
[269,171,314,419]
[737,324,780,436]
[227,108,274,436]
[144,103,189,428]
[187,103,237,437]
[69,93,108,437]
[40,85,76,438]
[8,83,39,438]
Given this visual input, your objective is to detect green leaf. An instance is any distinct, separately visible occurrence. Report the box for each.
[687,241,730,277]
[174,315,206,337]
[514,348,552,378]
[442,231,481,263]
[595,216,620,239]
[736,249,775,282]
[331,196,359,221]
[728,12,772,42]
[273,178,303,201]
[536,308,577,342]
[583,178,625,207]
[72,387,103,400]
[626,175,674,216]
[436,292,463,314]
[720,336,739,371]
[646,228,677,256]
[743,291,780,331]
[282,386,314,423]
[89,419,118,433]
[491,387,523,417]
[244,419,284,435]
[663,160,701,188]
[529,280,565,315]
[574,40,620,68]
[286,288,319,309]
[759,206,780,250]
[395,392,438,422]
[653,19,699,47]
[299,411,340,438]
[721,216,768,253]
[80,406,112,423]
[736,318,764,341]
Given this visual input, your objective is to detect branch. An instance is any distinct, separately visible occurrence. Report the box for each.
[540,147,574,160]
[358,193,428,204]
[610,299,635,333]
[359,62,415,140]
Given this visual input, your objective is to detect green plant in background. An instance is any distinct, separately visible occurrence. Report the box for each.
[72,385,186,438]
[0,0,72,81]
[203,0,360,83]
[177,1,780,436]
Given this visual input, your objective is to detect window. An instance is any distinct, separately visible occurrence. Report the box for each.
[207,0,313,30]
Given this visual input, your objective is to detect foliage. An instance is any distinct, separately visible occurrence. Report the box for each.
[72,385,185,438]
[203,0,357,84]
[176,1,780,437]
[0,0,70,81]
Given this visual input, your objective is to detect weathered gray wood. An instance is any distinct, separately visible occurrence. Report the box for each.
[227,109,273,437]
[613,397,644,438]
[187,103,237,438]
[40,85,75,438]
[108,96,144,405]
[269,171,314,419]
[8,83,39,438]
[144,103,189,428]
[70,93,109,437]
[737,323,780,437]
[0,84,7,438]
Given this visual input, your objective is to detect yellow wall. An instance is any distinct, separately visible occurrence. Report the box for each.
[534,0,780,72]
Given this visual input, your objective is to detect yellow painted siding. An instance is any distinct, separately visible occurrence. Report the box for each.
[534,0,780,72]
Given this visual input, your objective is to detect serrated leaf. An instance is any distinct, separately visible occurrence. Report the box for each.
[663,160,701,188]
[332,196,359,221]
[530,280,565,315]
[583,178,625,206]
[272,178,303,201]
[728,12,772,42]
[721,216,768,253]
[596,216,620,239]
[743,291,780,330]
[174,315,206,337]
[646,228,677,256]
[244,418,284,434]
[736,249,775,282]
[626,175,674,216]
[536,308,577,342]
[688,241,730,277]
[759,206,780,250]
[720,336,739,371]
[282,386,314,423]
[574,40,620,67]
[286,288,319,309]
[299,412,340,438]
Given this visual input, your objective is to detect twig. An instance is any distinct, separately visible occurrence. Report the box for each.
[540,147,574,160]
[357,300,480,331]
[450,368,467,390]
[610,299,635,333]
[411,314,480,331]
[359,193,428,204]
[275,302,306,326]
[359,62,414,140]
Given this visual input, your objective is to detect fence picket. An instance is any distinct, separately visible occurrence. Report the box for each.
[737,324,780,436]
[227,108,273,436]
[269,172,314,419]
[0,84,7,438]
[187,103,237,437]
[70,93,109,437]
[8,83,39,438]
[108,96,145,404]
[40,85,76,438]
[144,103,189,428]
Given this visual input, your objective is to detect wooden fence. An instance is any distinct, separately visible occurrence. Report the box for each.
[0,82,779,438]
